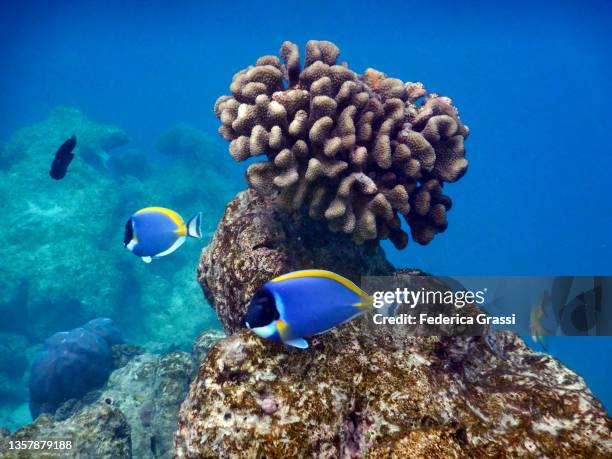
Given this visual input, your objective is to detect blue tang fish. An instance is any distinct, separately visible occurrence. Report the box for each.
[244,269,372,349]
[124,207,202,263]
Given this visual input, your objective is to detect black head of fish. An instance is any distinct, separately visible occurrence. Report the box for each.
[123,218,134,246]
[244,287,279,328]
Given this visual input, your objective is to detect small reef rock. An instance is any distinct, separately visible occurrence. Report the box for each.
[180,195,612,457]
[1,403,131,458]
[198,189,394,333]
[4,329,224,458]
[98,352,192,458]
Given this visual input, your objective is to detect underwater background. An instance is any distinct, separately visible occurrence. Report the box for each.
[1,0,611,431]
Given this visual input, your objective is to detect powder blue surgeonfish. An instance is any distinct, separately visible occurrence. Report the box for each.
[124,207,202,263]
[244,269,373,349]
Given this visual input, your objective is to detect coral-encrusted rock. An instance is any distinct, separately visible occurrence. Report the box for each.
[98,351,193,459]
[197,189,394,333]
[174,327,612,458]
[1,402,131,458]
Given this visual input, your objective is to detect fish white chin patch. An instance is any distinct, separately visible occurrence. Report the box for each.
[126,239,137,251]
[250,322,277,339]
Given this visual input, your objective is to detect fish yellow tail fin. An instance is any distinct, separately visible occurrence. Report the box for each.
[353,295,374,310]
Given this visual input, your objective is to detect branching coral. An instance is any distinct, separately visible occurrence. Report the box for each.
[214,40,469,248]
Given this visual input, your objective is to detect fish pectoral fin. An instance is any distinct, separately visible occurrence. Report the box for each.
[284,338,309,349]
[276,319,291,341]
[141,256,152,263]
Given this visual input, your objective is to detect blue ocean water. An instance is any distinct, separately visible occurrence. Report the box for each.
[1,0,610,427]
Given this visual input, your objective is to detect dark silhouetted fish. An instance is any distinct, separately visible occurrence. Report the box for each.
[49,135,77,180]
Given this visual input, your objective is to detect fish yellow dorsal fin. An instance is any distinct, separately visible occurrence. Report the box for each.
[136,207,185,228]
[271,270,367,297]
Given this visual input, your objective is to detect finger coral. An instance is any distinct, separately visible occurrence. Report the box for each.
[214,40,469,248]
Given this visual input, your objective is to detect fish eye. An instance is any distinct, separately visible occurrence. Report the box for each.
[123,219,133,246]
[244,288,279,328]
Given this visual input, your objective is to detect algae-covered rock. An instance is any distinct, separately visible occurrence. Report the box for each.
[1,402,131,458]
[111,344,145,370]
[98,352,192,459]
[181,193,612,457]
[175,326,612,458]
[78,331,223,458]
[198,189,394,333]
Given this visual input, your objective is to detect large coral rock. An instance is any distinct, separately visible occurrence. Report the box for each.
[1,402,131,458]
[197,189,394,333]
[185,198,611,456]
[175,326,612,458]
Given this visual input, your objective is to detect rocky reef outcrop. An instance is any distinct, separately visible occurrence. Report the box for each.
[3,329,224,458]
[198,189,393,333]
[178,190,612,458]
[1,402,132,458]
[215,40,469,248]
[176,327,612,458]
